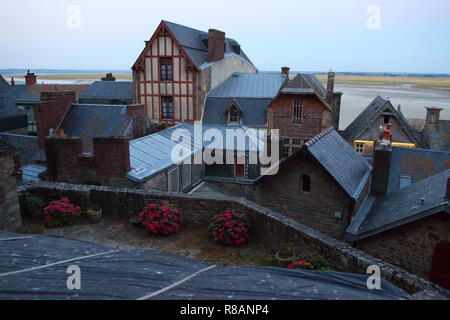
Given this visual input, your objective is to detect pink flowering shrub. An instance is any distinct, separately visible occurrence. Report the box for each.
[139,201,183,235]
[287,260,314,270]
[43,197,81,228]
[208,210,251,246]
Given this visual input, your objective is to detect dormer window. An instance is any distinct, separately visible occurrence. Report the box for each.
[228,105,240,124]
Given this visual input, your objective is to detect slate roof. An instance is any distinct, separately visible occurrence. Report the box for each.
[0,75,9,89]
[128,123,266,182]
[15,84,89,104]
[203,98,272,126]
[0,138,16,157]
[387,147,450,194]
[162,20,254,69]
[79,81,134,105]
[58,104,133,152]
[304,128,373,200]
[202,73,286,126]
[207,73,286,99]
[0,85,28,117]
[280,73,333,110]
[346,169,450,241]
[341,96,422,146]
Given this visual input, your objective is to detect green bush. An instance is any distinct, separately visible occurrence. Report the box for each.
[25,196,45,211]
[289,252,333,271]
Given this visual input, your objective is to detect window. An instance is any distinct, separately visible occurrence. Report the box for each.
[293,139,302,146]
[301,175,311,192]
[384,115,390,124]
[293,100,302,124]
[25,106,36,134]
[355,143,365,154]
[399,174,412,189]
[160,57,173,81]
[281,146,290,159]
[161,96,174,120]
[228,105,240,123]
[292,147,301,154]
[283,138,290,146]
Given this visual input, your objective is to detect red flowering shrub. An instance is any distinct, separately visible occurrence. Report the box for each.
[287,260,314,270]
[208,210,250,246]
[139,201,183,235]
[43,197,81,228]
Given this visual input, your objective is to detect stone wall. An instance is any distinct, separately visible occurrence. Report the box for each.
[17,181,449,296]
[358,213,450,280]
[0,154,21,230]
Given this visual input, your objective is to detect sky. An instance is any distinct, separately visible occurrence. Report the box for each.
[1,0,449,73]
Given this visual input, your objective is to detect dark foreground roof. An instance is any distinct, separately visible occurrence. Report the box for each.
[163,20,254,69]
[0,85,28,117]
[58,104,133,152]
[347,169,450,241]
[79,81,134,105]
[0,231,407,300]
[304,129,373,200]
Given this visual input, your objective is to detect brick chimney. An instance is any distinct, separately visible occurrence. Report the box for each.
[126,104,148,138]
[35,91,76,149]
[281,67,290,78]
[25,70,37,86]
[44,136,83,181]
[93,137,130,178]
[101,73,116,81]
[424,107,443,132]
[326,70,335,105]
[208,29,226,62]
[371,125,393,196]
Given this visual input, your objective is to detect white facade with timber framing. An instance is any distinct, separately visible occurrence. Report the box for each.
[132,20,256,125]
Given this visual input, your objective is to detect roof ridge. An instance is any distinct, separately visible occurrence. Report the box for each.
[305,127,335,147]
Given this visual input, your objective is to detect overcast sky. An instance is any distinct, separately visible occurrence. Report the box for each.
[1,0,449,73]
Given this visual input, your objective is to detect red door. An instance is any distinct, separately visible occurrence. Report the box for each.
[430,243,450,289]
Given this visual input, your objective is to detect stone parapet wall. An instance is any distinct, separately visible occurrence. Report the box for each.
[17,181,449,297]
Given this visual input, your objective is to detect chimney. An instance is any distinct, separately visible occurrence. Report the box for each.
[371,125,392,196]
[126,104,148,138]
[208,29,226,62]
[25,70,37,86]
[326,70,335,105]
[425,107,443,132]
[101,73,116,81]
[281,67,290,78]
[44,136,83,181]
[93,137,130,177]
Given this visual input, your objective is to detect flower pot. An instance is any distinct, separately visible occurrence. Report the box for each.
[275,251,296,268]
[87,209,102,223]
[130,216,143,227]
[29,208,43,220]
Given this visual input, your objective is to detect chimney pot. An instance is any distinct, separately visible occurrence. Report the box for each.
[25,70,37,86]
[281,67,290,78]
[326,71,335,105]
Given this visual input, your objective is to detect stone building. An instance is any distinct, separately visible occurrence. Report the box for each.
[249,128,373,239]
[0,139,21,230]
[341,96,423,156]
[132,20,257,125]
[346,137,450,289]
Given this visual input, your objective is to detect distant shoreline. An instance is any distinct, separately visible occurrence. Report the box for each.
[2,72,449,92]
